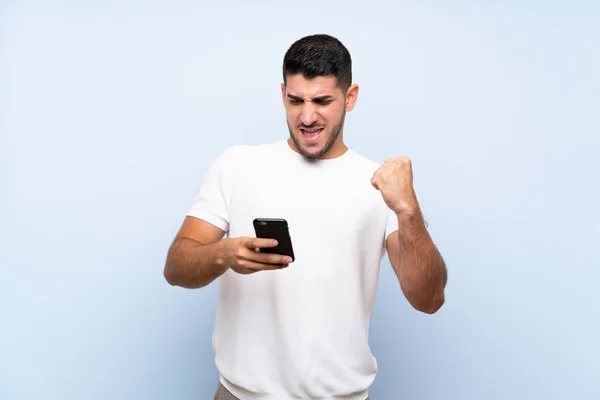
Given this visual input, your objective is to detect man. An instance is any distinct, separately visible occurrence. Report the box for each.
[164,34,447,400]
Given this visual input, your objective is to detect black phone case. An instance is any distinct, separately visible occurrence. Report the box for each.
[252,218,295,261]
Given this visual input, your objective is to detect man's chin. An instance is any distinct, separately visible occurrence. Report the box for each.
[294,144,320,159]
[289,132,332,159]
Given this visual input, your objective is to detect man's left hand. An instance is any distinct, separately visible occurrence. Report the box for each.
[371,157,419,215]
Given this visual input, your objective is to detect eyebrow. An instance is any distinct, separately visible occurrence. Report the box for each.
[287,94,333,102]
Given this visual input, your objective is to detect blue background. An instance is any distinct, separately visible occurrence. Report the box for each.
[1,1,599,399]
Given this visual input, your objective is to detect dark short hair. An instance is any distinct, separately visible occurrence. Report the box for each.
[282,34,352,91]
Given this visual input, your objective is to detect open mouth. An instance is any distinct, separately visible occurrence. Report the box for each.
[300,127,324,141]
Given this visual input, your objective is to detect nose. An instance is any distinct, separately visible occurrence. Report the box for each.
[300,103,318,126]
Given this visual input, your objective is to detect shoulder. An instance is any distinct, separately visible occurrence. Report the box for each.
[219,140,284,159]
[345,148,385,175]
[213,143,252,164]
[207,140,284,174]
[211,140,277,163]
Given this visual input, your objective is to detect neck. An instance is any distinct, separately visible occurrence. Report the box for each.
[323,141,348,159]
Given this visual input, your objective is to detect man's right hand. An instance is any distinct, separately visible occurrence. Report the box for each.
[223,237,292,275]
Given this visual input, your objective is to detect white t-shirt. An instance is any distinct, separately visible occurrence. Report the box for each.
[187,140,403,400]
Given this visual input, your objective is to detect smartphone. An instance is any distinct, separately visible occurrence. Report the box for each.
[252,218,295,262]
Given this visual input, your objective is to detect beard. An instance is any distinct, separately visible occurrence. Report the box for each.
[287,111,346,160]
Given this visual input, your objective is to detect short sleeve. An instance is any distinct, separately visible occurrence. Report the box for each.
[385,209,399,240]
[384,191,429,240]
[186,146,243,232]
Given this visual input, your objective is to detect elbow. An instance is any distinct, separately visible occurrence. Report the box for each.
[163,254,184,287]
[399,277,446,314]
[417,291,445,314]
[421,295,445,314]
[163,263,178,286]
[163,247,186,287]
[163,260,210,289]
[163,245,179,286]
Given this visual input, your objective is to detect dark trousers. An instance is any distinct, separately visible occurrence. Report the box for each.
[213,382,238,400]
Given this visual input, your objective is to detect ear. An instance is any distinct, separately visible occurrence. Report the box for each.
[281,83,287,105]
[345,84,359,112]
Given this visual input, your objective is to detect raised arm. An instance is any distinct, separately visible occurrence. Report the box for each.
[372,156,447,314]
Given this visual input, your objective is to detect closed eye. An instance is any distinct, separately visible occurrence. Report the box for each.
[287,95,333,105]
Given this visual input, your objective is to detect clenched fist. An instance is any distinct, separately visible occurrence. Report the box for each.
[371,157,419,215]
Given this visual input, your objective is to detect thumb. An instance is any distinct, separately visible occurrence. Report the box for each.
[247,237,278,249]
[371,176,379,190]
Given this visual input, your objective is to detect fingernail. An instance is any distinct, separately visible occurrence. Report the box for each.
[286,257,293,263]
[273,240,278,246]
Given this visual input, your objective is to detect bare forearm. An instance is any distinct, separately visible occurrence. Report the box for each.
[395,211,447,313]
[163,238,230,289]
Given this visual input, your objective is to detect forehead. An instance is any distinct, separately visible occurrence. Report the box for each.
[285,74,342,97]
